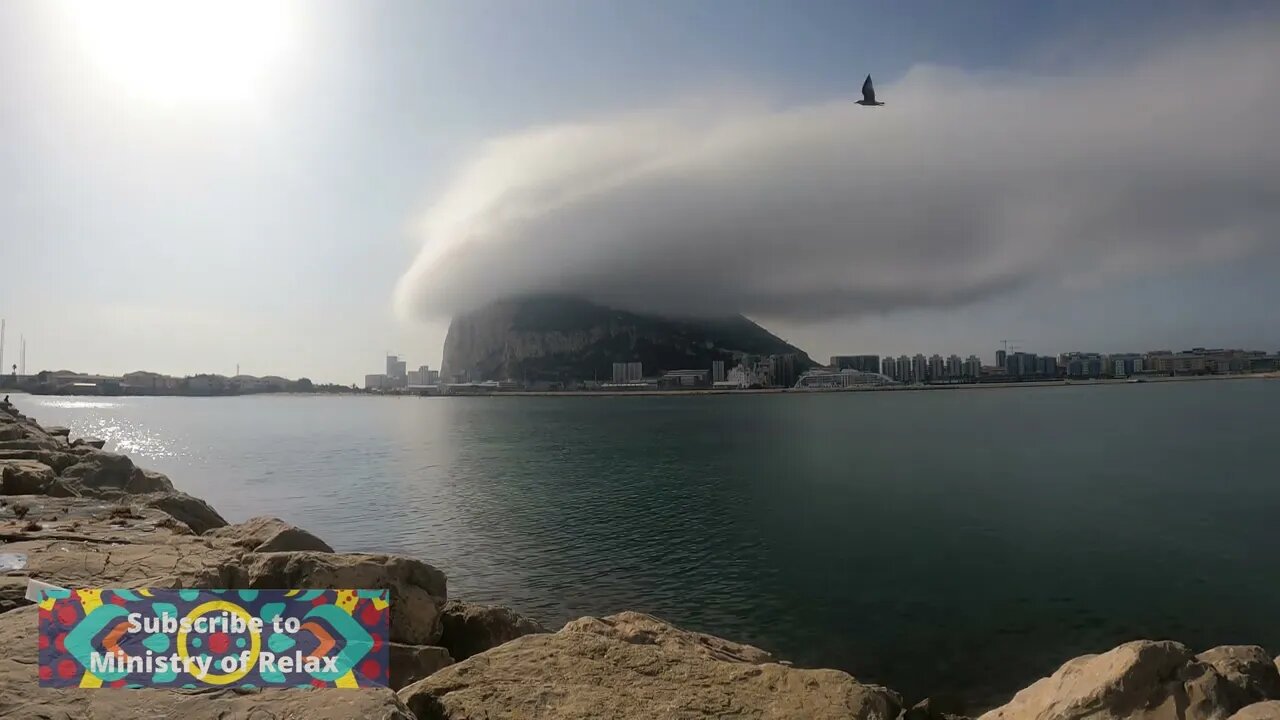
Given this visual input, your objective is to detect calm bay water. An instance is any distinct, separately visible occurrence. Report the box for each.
[18,380,1280,710]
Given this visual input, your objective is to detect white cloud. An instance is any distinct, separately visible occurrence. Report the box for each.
[395,26,1280,323]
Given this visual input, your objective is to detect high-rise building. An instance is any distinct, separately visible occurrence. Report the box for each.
[898,355,912,383]
[881,356,898,380]
[712,360,726,383]
[965,355,982,378]
[911,354,928,384]
[928,354,944,382]
[830,355,880,374]
[763,354,798,388]
[427,370,440,384]
[386,355,408,387]
[1038,356,1057,377]
[995,349,1007,370]
[612,361,643,383]
[946,354,963,378]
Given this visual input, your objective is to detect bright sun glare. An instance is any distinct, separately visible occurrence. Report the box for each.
[64,0,295,106]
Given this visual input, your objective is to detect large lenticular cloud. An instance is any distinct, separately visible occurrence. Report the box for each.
[395,27,1280,322]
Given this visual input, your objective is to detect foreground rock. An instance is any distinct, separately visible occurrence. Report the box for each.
[1198,646,1280,710]
[232,551,448,645]
[143,490,228,533]
[1230,701,1280,719]
[563,610,773,664]
[390,643,455,691]
[978,640,1241,720]
[399,614,902,720]
[439,599,548,660]
[208,514,335,552]
[0,607,415,720]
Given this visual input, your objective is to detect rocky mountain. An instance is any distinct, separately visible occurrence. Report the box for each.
[440,296,812,383]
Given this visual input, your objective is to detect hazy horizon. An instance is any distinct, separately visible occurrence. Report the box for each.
[3,1,1278,385]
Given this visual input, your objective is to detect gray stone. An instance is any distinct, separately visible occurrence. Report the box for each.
[440,600,548,661]
[71,436,107,449]
[43,425,71,438]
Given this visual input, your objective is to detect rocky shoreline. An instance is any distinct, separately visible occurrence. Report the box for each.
[3,399,1280,720]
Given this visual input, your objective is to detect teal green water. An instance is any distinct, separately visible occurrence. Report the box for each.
[23,380,1280,711]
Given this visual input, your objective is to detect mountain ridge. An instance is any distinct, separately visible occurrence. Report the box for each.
[440,296,812,383]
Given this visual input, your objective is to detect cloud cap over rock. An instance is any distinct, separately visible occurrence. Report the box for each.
[396,27,1280,324]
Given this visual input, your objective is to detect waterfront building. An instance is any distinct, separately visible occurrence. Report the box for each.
[386,355,408,387]
[946,354,963,378]
[831,355,881,374]
[964,355,982,379]
[712,360,726,384]
[364,373,387,390]
[897,355,912,382]
[662,369,710,387]
[612,361,643,383]
[1037,355,1057,377]
[881,356,899,380]
[793,368,896,389]
[911,354,928,384]
[765,354,800,388]
[995,349,1007,370]
[928,354,944,382]
[426,370,440,384]
[724,363,770,388]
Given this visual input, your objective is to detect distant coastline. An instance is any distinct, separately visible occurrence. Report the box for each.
[463,372,1276,397]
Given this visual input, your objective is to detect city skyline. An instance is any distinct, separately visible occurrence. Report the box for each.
[2,2,1278,382]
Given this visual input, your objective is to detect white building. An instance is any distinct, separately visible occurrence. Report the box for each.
[611,362,643,384]
[793,368,896,389]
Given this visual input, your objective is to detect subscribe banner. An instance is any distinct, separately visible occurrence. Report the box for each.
[37,588,389,688]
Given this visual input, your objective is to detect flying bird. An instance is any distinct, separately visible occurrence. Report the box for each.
[857,74,885,106]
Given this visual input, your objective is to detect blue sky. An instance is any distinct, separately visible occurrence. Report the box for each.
[1,1,1277,383]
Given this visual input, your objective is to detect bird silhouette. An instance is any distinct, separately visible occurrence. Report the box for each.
[857,74,885,106]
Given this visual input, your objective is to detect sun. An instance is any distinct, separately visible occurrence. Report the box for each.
[63,0,296,107]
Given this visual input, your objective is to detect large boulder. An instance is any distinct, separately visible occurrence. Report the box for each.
[1,459,57,495]
[233,552,447,645]
[399,623,902,720]
[0,448,80,473]
[1198,646,1280,709]
[0,437,61,451]
[563,610,772,664]
[144,491,228,533]
[0,607,414,720]
[389,643,454,691]
[59,449,140,493]
[439,600,548,661]
[208,515,334,553]
[43,425,71,438]
[0,424,28,441]
[1230,701,1280,720]
[71,436,107,449]
[979,640,1237,720]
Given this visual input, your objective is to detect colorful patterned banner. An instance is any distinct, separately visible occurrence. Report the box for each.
[37,588,389,689]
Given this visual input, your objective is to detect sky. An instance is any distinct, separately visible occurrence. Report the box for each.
[1,1,1278,384]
